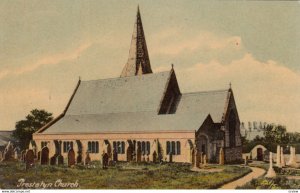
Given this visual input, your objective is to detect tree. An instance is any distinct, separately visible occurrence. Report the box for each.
[12,109,53,150]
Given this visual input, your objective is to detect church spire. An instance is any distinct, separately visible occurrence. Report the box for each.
[120,6,153,77]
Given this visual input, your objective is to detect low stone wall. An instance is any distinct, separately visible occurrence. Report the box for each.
[225,146,242,163]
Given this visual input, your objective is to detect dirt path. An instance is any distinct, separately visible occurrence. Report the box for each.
[219,166,265,189]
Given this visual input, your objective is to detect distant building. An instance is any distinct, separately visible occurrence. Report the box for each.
[240,121,267,140]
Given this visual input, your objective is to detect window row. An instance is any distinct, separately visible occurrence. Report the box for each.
[113,141,125,154]
[166,141,181,155]
[137,141,150,155]
[88,141,99,153]
[63,141,73,153]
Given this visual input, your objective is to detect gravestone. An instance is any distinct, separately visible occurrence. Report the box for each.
[265,152,276,178]
[57,155,64,165]
[40,147,49,165]
[169,153,172,163]
[37,151,41,161]
[219,148,224,165]
[102,152,109,169]
[203,154,207,166]
[244,157,248,166]
[276,145,281,168]
[2,142,15,161]
[68,149,76,167]
[25,149,35,170]
[287,146,293,166]
[21,150,26,162]
[146,155,150,162]
[85,152,91,165]
[14,150,18,160]
[193,147,198,168]
[152,151,157,163]
[280,147,285,167]
[76,154,82,164]
[288,147,299,168]
[50,155,57,165]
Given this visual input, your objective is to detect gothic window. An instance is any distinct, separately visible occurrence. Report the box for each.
[112,141,125,154]
[166,141,170,155]
[96,142,99,153]
[63,141,73,153]
[229,110,236,147]
[171,141,175,155]
[146,141,150,155]
[166,141,181,155]
[142,141,146,155]
[176,141,181,155]
[88,141,99,153]
[121,142,125,154]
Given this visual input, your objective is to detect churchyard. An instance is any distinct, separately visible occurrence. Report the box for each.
[0,161,251,189]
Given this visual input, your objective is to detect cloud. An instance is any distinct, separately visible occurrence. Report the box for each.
[150,29,243,56]
[0,41,93,79]
[162,53,300,132]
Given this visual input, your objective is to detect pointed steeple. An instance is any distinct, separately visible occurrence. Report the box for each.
[120,6,153,77]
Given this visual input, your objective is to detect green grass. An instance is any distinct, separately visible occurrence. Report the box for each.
[237,163,300,189]
[0,161,251,189]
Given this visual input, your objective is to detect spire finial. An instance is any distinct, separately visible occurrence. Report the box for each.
[229,82,232,89]
[171,63,174,69]
[79,76,81,81]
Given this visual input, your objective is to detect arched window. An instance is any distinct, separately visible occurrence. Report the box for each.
[176,141,181,155]
[171,141,175,155]
[92,142,96,153]
[117,141,121,153]
[146,141,150,155]
[229,110,236,147]
[166,141,170,155]
[88,142,91,152]
[121,142,125,154]
[113,141,117,151]
[142,141,145,155]
[96,142,99,153]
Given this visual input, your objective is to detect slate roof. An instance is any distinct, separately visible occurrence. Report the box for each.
[177,90,229,123]
[41,71,230,134]
[66,71,171,116]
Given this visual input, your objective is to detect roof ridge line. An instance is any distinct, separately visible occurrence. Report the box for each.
[183,89,228,95]
[82,70,171,83]
[65,111,157,116]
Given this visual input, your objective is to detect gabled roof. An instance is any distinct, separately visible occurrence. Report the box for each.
[177,89,229,123]
[38,74,232,134]
[66,71,171,115]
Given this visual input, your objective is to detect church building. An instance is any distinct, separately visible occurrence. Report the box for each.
[32,8,242,165]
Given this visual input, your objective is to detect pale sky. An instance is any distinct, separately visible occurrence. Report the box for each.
[0,1,299,132]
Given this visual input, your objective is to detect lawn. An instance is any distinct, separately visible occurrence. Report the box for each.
[0,161,251,189]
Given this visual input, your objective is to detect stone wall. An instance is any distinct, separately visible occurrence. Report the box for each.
[224,146,242,163]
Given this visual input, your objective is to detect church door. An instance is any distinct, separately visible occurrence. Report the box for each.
[257,148,263,161]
